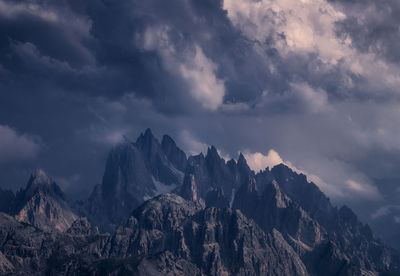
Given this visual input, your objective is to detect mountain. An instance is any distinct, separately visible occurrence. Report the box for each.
[2,128,400,275]
[233,165,400,275]
[182,147,251,209]
[0,194,307,275]
[82,129,187,230]
[104,193,308,275]
[13,169,78,232]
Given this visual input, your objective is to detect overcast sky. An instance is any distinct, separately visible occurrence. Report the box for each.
[1,0,400,229]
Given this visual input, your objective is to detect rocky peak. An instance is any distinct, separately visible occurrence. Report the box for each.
[86,129,188,231]
[161,134,187,171]
[270,163,333,222]
[205,145,222,164]
[23,169,65,201]
[15,170,78,232]
[187,152,206,167]
[237,152,250,172]
[135,128,159,153]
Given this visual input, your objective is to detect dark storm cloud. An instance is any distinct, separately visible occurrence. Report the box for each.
[0,125,40,163]
[330,0,400,64]
[2,0,400,238]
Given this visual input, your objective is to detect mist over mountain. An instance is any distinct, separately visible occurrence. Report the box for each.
[0,129,399,275]
[2,0,400,273]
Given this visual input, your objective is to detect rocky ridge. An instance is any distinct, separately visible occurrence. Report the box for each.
[0,129,400,275]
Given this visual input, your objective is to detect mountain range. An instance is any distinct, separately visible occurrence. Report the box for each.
[0,128,399,275]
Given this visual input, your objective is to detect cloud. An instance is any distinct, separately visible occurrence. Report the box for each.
[244,149,283,172]
[291,82,331,114]
[179,45,225,110]
[0,125,40,163]
[223,0,347,63]
[371,205,400,219]
[178,130,209,155]
[1,0,400,244]
[244,148,381,200]
[140,25,225,110]
[345,179,381,199]
[244,149,342,197]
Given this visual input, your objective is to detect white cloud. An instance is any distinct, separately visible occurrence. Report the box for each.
[0,125,40,163]
[244,149,283,172]
[179,45,225,110]
[140,25,225,110]
[223,0,400,99]
[243,148,381,200]
[244,149,341,196]
[223,0,347,63]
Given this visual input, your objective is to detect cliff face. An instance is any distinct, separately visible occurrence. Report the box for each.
[12,169,78,232]
[1,129,400,275]
[0,194,307,276]
[82,129,186,231]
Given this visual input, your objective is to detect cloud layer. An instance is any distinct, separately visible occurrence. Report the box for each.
[0,125,40,163]
[1,0,400,242]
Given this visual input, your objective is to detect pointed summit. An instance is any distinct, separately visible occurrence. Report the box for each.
[238,152,246,164]
[161,134,187,171]
[24,169,65,201]
[206,145,220,159]
[15,170,78,232]
[135,128,158,149]
[237,152,251,174]
[205,145,224,167]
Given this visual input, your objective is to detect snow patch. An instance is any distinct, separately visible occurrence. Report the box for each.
[143,176,178,201]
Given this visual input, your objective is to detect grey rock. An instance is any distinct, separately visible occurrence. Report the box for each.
[106,194,308,276]
[205,187,230,209]
[83,129,186,231]
[162,134,187,171]
[14,169,78,233]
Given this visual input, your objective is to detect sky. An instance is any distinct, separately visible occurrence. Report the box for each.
[1,0,400,239]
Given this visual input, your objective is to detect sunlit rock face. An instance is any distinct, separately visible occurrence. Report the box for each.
[15,169,78,232]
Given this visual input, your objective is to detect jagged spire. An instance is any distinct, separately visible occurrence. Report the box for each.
[237,152,251,173]
[135,128,156,146]
[161,134,176,147]
[24,169,65,201]
[207,145,219,156]
[161,134,187,171]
